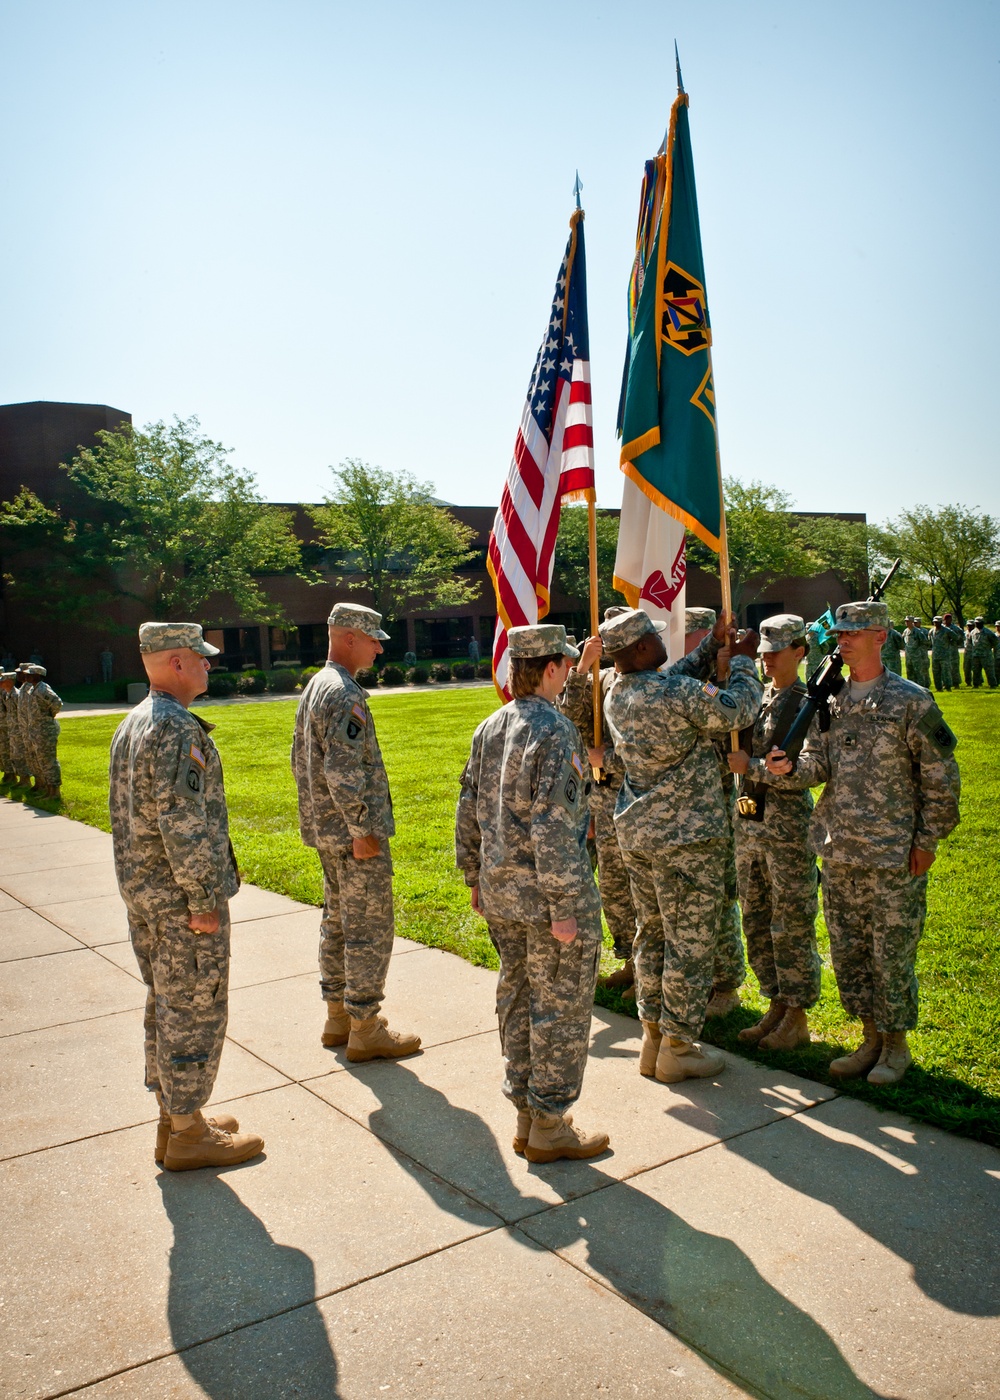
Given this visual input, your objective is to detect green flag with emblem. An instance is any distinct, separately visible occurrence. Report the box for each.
[619,89,723,551]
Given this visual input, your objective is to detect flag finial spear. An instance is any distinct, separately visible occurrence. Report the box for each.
[573,170,583,210]
[675,41,685,94]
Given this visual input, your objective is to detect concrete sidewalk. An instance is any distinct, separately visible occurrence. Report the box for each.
[1,796,998,1400]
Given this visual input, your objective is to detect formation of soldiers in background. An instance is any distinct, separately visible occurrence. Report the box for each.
[0,662,62,799]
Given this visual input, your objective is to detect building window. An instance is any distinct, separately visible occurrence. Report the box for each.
[203,627,261,672]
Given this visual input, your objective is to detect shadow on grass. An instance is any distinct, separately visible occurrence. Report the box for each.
[595,985,1000,1149]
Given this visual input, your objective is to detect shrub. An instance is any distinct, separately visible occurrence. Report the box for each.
[356,666,379,688]
[113,676,147,701]
[477,661,493,679]
[406,665,429,685]
[451,661,476,681]
[236,669,267,695]
[299,666,321,684]
[207,672,238,698]
[429,663,452,683]
[265,668,299,693]
[379,663,405,686]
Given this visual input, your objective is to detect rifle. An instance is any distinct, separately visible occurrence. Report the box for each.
[736,558,901,820]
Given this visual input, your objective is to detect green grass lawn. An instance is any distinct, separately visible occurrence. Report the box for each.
[21,684,1000,1145]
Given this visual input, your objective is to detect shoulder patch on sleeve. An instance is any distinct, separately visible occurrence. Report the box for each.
[338,701,367,743]
[555,756,584,814]
[174,744,206,800]
[703,682,720,697]
[915,705,958,757]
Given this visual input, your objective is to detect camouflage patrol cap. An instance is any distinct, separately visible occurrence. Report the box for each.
[327,603,391,639]
[25,664,47,676]
[603,605,630,621]
[599,608,666,654]
[932,616,943,623]
[832,600,890,633]
[507,624,580,660]
[0,672,15,681]
[138,622,220,656]
[975,616,985,626]
[685,607,717,634]
[757,613,806,654]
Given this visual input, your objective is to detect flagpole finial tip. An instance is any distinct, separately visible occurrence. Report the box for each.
[573,170,583,210]
[674,40,685,94]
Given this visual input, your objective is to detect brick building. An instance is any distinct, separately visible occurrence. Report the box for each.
[0,401,865,684]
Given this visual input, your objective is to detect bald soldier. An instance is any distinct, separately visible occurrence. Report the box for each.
[109,623,263,1171]
[291,603,420,1063]
[600,608,762,1084]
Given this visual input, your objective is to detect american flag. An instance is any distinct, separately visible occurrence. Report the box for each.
[488,210,595,699]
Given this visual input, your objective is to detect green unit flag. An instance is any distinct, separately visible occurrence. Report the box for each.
[619,92,723,552]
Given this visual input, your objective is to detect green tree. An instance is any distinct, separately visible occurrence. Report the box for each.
[872,504,1000,624]
[795,514,872,597]
[310,460,477,620]
[0,417,304,626]
[687,479,815,617]
[554,506,621,616]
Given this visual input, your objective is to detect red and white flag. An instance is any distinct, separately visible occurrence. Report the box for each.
[488,211,594,699]
[613,478,687,663]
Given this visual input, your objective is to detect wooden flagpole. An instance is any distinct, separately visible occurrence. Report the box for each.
[588,495,602,766]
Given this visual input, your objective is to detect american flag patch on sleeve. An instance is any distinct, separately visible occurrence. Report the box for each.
[351,703,367,724]
[189,744,207,768]
[703,682,720,698]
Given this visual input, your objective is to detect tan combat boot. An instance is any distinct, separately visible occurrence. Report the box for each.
[829,1019,882,1079]
[759,1006,811,1052]
[513,1109,532,1155]
[598,958,635,992]
[523,1112,609,1164]
[321,1000,351,1047]
[655,1036,726,1084]
[346,1015,421,1063]
[155,1106,241,1164]
[867,1031,912,1085]
[639,1021,662,1078]
[704,988,741,1018]
[738,1000,787,1044]
[163,1112,264,1172]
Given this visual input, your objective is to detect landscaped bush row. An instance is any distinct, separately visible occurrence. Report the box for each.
[204,660,493,697]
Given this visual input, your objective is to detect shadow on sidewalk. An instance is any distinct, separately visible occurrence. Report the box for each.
[361,1063,885,1400]
[668,1094,1000,1318]
[158,1173,340,1397]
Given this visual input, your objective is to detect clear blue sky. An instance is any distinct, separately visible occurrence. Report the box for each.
[1,0,997,523]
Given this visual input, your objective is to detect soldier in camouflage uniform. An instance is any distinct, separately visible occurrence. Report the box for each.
[929,617,953,692]
[805,621,827,680]
[962,622,975,686]
[292,602,420,1063]
[601,608,762,1085]
[456,623,609,1164]
[727,616,820,1051]
[942,614,964,688]
[23,665,62,798]
[15,663,43,790]
[560,608,636,993]
[902,617,931,689]
[969,617,998,688]
[109,622,263,1171]
[0,671,15,783]
[880,625,905,676]
[763,600,960,1085]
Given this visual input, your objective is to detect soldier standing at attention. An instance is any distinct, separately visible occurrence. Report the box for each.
[24,665,62,798]
[0,671,15,784]
[727,616,820,1050]
[880,624,905,676]
[600,608,762,1085]
[969,617,998,689]
[291,603,420,1063]
[942,613,963,688]
[109,622,263,1171]
[902,617,931,689]
[456,624,609,1163]
[962,621,975,686]
[929,617,952,692]
[15,663,39,791]
[560,607,637,995]
[763,601,960,1085]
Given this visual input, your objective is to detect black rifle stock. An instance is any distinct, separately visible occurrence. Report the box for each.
[779,557,901,767]
[736,557,901,815]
